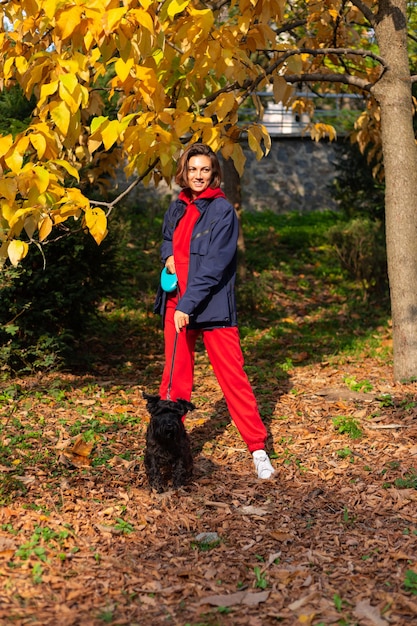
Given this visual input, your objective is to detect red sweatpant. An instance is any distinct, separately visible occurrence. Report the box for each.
[159,304,267,452]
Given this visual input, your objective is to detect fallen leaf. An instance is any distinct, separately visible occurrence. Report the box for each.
[353,599,388,625]
[270,531,294,542]
[288,593,319,611]
[71,434,96,457]
[199,590,270,607]
[238,505,268,516]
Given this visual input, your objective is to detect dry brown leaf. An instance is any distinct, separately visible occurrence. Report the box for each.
[238,505,268,516]
[270,531,294,542]
[353,599,388,625]
[71,434,96,457]
[199,590,270,607]
[287,592,319,611]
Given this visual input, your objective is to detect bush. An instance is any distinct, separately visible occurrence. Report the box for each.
[331,141,385,221]
[0,219,124,375]
[327,217,387,294]
[329,140,388,296]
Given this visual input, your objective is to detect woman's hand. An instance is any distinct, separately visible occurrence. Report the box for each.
[174,310,189,333]
[165,255,176,275]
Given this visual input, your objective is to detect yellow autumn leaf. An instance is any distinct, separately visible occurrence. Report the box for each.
[55,5,84,40]
[115,58,134,83]
[310,122,337,141]
[259,123,271,155]
[205,92,236,122]
[272,76,290,104]
[43,0,62,19]
[167,0,190,19]
[64,188,90,210]
[286,54,303,74]
[38,215,53,241]
[0,178,17,202]
[52,159,80,181]
[30,166,50,194]
[30,132,47,159]
[3,57,15,81]
[131,8,155,33]
[59,85,81,115]
[328,9,339,19]
[104,7,127,32]
[5,149,24,174]
[8,240,29,266]
[84,207,108,245]
[38,81,59,107]
[90,116,108,134]
[15,55,28,76]
[247,127,264,160]
[8,206,36,229]
[50,101,71,136]
[230,143,246,177]
[101,119,121,151]
[188,7,214,36]
[174,112,194,138]
[24,215,38,239]
[0,134,14,157]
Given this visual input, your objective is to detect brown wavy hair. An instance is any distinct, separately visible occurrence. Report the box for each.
[175,143,222,188]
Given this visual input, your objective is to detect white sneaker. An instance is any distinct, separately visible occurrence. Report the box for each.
[252,450,275,479]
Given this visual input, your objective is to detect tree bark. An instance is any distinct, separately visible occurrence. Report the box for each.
[222,155,247,280]
[372,0,417,381]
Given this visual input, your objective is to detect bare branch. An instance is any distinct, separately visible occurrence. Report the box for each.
[90,158,160,215]
[274,19,307,36]
[283,72,373,92]
[278,47,387,67]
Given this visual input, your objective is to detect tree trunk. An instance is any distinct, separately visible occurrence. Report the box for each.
[222,155,247,280]
[372,0,417,381]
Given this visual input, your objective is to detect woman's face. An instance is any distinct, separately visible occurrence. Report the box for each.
[186,155,213,198]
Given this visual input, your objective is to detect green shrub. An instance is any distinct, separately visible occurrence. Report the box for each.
[331,141,385,221]
[0,218,124,375]
[327,217,387,295]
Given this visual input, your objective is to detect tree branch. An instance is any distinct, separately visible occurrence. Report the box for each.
[349,0,376,26]
[90,158,160,215]
[283,72,373,92]
[277,47,387,68]
[209,43,388,107]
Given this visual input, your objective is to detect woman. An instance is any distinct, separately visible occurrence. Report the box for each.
[154,143,275,479]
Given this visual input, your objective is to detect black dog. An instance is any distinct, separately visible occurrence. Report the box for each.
[143,393,195,493]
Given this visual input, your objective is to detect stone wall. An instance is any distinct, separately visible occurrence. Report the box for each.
[129,137,340,214]
[239,137,339,213]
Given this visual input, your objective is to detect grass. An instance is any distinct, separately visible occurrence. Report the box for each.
[236,211,390,368]
[0,208,391,496]
[332,416,363,439]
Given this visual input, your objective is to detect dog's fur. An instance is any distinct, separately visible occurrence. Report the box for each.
[143,392,195,492]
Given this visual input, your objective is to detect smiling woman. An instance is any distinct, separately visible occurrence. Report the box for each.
[153,142,276,480]
[186,156,213,198]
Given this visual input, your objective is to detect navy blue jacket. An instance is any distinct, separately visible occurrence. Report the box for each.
[154,189,239,328]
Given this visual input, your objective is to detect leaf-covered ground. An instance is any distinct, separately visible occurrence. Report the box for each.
[1,333,417,626]
[1,210,417,625]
